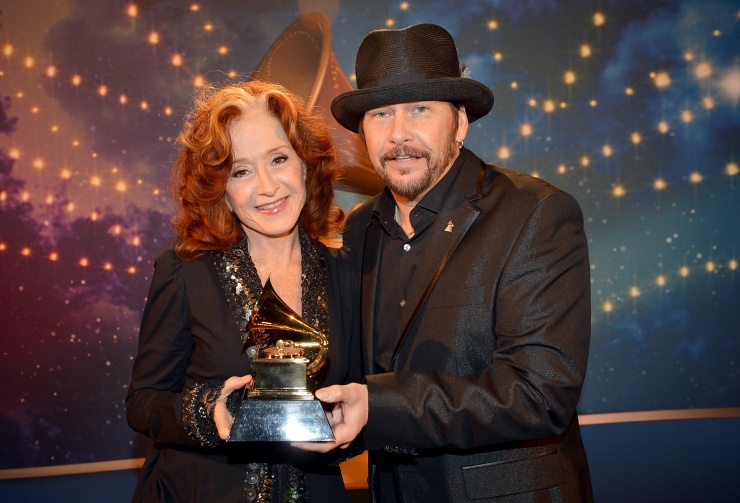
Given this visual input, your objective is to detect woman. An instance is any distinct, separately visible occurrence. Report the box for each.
[125,80,359,502]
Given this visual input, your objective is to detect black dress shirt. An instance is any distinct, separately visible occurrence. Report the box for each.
[372,152,465,372]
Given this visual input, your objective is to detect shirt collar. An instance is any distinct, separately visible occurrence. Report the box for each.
[416,148,468,214]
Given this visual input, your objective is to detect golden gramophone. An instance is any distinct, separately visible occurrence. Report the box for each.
[227,279,334,442]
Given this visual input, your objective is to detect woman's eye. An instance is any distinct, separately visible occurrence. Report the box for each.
[232,168,252,178]
[272,155,288,165]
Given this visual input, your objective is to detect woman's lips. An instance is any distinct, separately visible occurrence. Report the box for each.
[256,196,288,213]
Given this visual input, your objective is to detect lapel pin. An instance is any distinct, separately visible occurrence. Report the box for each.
[444,221,454,232]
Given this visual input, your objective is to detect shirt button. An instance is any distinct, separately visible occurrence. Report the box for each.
[400,299,406,307]
[403,243,411,251]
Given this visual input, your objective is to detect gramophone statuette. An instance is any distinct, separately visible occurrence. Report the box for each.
[227,279,334,442]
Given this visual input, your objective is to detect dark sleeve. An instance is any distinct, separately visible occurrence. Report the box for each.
[365,191,591,450]
[125,251,198,446]
[338,247,362,385]
[341,200,372,270]
[318,245,366,464]
[321,245,362,387]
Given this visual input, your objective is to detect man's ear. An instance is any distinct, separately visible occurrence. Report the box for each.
[456,105,469,143]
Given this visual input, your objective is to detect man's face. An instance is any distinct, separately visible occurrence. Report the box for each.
[362,101,468,202]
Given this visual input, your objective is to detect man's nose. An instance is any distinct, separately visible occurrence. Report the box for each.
[388,114,412,144]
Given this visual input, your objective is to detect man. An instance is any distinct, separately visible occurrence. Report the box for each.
[304,23,593,502]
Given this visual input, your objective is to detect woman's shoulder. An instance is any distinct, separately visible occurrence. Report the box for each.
[150,249,179,274]
[316,238,344,256]
[313,240,355,303]
[151,249,218,277]
[152,248,177,264]
[315,239,350,271]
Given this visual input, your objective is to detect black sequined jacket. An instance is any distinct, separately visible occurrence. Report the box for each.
[125,241,360,502]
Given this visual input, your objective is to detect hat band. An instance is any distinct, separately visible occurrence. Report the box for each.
[360,71,455,90]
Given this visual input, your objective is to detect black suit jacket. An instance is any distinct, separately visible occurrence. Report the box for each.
[343,149,593,502]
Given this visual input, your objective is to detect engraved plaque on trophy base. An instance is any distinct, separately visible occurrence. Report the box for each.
[227,357,334,442]
[228,399,334,442]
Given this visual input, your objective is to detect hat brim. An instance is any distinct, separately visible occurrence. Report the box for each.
[331,78,494,133]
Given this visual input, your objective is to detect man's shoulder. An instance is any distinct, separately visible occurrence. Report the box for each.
[481,162,571,202]
[454,149,562,201]
[486,163,554,190]
[473,162,584,226]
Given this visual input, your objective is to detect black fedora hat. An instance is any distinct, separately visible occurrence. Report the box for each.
[331,23,494,133]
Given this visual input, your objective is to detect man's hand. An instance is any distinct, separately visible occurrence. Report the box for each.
[292,383,369,452]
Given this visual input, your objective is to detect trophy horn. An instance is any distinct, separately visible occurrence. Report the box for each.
[247,278,329,374]
[249,12,383,196]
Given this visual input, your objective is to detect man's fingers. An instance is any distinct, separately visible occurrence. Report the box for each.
[322,401,342,421]
[315,384,344,403]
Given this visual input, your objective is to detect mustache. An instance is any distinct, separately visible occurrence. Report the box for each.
[379,146,430,164]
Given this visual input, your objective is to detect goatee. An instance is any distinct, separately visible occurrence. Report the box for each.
[375,140,458,200]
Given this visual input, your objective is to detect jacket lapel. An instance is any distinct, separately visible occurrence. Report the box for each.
[390,157,486,370]
[360,211,384,374]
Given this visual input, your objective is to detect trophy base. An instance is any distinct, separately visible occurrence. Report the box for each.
[227,399,335,442]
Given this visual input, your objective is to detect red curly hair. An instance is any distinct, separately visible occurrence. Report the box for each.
[170,80,345,259]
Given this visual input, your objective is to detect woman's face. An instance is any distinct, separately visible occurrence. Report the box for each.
[224,108,306,240]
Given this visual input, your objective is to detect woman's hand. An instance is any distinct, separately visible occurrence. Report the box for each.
[214,375,254,440]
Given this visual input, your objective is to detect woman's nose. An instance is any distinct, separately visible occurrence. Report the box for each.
[255,167,279,195]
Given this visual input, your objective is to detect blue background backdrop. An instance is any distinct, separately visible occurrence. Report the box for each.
[1,1,738,501]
